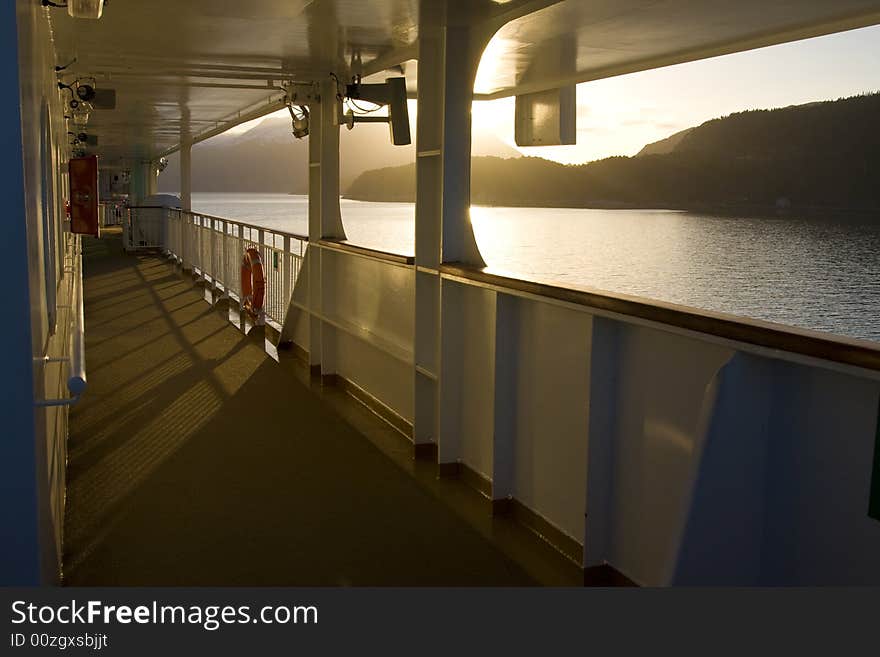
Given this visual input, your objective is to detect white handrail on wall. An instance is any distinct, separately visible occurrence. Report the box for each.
[68,240,86,396]
[35,233,87,407]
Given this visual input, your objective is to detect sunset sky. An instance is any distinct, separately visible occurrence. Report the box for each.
[229,24,880,165]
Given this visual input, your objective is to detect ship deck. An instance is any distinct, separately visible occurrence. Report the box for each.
[63,233,581,586]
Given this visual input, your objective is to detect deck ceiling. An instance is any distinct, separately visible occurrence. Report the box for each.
[48,0,880,162]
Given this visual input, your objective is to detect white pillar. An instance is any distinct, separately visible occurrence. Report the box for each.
[318,78,345,240]
[439,23,486,267]
[306,78,346,375]
[307,103,322,374]
[412,10,444,454]
[179,139,192,211]
[147,161,159,197]
[413,4,490,463]
[413,13,485,269]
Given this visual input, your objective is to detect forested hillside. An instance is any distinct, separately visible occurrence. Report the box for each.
[347,93,880,211]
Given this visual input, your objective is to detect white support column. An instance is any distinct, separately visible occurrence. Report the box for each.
[414,4,491,465]
[146,161,159,197]
[439,23,486,267]
[318,79,345,241]
[307,96,323,374]
[218,219,229,300]
[412,9,445,455]
[179,139,192,212]
[306,79,346,375]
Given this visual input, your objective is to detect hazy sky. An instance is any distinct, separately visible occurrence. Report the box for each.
[231,24,880,165]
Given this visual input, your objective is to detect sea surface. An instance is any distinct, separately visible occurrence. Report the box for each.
[192,192,880,342]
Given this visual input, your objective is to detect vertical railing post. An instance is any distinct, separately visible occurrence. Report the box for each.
[282,234,291,325]
[194,215,199,272]
[189,213,195,271]
[211,218,216,283]
[199,216,205,277]
[236,224,245,329]
[235,224,242,296]
[257,228,266,325]
[220,219,228,292]
[122,207,131,251]
[180,212,186,269]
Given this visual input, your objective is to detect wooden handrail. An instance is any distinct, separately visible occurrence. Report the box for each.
[441,263,880,372]
[318,239,415,265]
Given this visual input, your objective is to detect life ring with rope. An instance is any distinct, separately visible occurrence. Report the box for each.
[240,247,265,317]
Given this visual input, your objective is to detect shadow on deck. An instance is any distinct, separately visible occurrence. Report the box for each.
[64,235,581,586]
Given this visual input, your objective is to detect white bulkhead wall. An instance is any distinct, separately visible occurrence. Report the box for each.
[272,0,880,583]
[2,0,72,584]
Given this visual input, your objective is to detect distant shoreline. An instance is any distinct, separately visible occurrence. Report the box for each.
[341,194,879,219]
[185,190,878,220]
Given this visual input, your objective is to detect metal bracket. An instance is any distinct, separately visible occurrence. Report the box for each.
[284,82,320,106]
[34,355,70,363]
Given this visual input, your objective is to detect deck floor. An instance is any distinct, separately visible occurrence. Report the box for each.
[64,235,580,586]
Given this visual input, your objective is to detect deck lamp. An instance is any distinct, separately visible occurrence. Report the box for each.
[67,0,104,19]
[71,105,91,126]
[292,115,309,138]
[288,105,309,139]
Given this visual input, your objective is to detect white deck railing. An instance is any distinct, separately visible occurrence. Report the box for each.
[129,206,307,329]
[99,202,124,227]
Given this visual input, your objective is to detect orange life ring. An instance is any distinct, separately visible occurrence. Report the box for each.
[240,247,265,316]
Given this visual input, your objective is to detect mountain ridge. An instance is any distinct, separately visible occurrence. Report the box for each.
[158,114,520,193]
[347,92,880,212]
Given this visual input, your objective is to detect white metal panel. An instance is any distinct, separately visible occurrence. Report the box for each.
[514,86,577,146]
[758,364,880,584]
[508,297,592,543]
[669,352,775,585]
[320,248,414,360]
[332,328,415,423]
[602,323,734,585]
[671,355,880,585]
[439,280,496,472]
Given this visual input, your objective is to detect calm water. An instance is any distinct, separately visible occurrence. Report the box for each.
[193,193,880,342]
